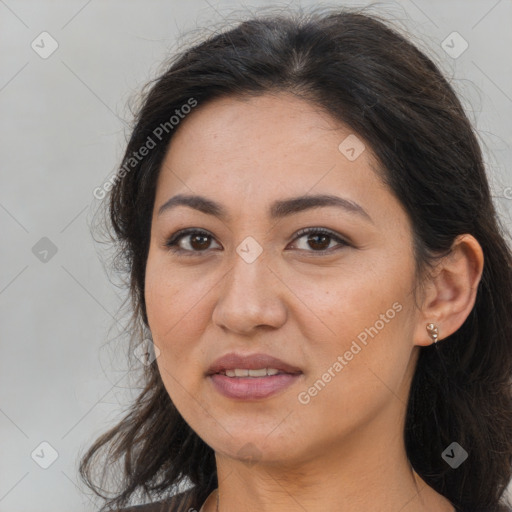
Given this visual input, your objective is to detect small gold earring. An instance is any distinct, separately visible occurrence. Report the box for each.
[426,323,439,344]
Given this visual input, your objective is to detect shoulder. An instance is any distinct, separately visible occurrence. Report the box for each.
[489,504,512,512]
[116,503,170,512]
[115,488,198,512]
[458,504,512,512]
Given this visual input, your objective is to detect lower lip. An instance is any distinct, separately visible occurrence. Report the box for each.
[208,373,302,400]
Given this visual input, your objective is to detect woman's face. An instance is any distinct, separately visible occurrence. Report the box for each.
[145,92,427,466]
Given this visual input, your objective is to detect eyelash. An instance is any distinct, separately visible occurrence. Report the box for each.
[164,227,350,257]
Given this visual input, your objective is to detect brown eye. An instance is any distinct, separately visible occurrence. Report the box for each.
[291,227,350,253]
[165,229,221,256]
[165,227,350,257]
[305,233,331,250]
[188,233,211,250]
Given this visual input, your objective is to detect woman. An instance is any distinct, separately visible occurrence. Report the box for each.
[80,6,512,512]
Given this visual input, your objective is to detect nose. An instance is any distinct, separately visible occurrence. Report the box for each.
[211,252,287,336]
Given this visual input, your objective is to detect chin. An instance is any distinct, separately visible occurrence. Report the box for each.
[208,429,304,466]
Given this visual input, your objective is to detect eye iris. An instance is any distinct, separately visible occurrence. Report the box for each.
[308,233,330,250]
[190,234,210,250]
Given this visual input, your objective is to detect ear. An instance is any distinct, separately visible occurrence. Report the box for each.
[413,234,484,347]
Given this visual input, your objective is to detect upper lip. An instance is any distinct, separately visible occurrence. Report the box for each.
[206,352,302,376]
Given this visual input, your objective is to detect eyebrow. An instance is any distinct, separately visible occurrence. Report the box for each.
[157,193,373,223]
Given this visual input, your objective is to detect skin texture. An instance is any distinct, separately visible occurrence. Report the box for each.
[144,92,484,512]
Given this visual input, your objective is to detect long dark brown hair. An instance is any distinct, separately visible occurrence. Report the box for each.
[79,5,512,511]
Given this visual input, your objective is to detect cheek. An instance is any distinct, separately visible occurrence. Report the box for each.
[295,298,414,439]
[290,259,415,393]
[290,264,408,342]
[144,255,213,395]
[145,254,205,344]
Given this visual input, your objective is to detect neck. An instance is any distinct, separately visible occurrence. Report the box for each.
[212,416,455,512]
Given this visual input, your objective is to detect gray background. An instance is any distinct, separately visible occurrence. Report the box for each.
[1,1,511,511]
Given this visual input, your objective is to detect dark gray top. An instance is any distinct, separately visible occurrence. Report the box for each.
[115,489,512,512]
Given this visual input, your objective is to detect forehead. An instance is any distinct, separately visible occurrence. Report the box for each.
[154,92,391,220]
